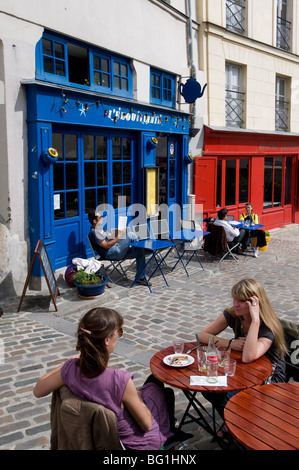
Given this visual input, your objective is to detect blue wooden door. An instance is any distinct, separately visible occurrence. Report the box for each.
[156,136,181,233]
[167,137,181,233]
[51,129,136,268]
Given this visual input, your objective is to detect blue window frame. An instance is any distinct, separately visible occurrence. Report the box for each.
[150,69,175,107]
[93,55,110,88]
[112,136,133,208]
[36,32,133,98]
[42,37,66,77]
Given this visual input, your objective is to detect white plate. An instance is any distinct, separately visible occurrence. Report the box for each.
[163,353,194,368]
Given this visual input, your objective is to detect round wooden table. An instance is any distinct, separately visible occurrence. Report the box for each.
[150,341,273,442]
[224,382,299,450]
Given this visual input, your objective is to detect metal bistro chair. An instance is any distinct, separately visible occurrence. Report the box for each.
[149,219,188,276]
[86,235,129,282]
[204,223,239,263]
[280,318,299,382]
[51,386,193,451]
[176,219,204,271]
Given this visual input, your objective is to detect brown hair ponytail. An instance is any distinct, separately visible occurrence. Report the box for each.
[76,307,123,378]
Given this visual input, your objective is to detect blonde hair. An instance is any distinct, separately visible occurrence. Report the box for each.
[227,279,287,358]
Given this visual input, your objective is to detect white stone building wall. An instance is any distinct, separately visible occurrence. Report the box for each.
[197,0,299,132]
[0,0,200,295]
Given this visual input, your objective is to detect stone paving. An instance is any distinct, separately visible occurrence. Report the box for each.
[0,224,298,451]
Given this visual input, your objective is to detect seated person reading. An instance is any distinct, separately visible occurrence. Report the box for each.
[88,210,148,286]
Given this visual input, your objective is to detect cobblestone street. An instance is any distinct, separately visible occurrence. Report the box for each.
[0,224,298,451]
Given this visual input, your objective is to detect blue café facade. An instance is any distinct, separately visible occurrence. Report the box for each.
[24,32,191,277]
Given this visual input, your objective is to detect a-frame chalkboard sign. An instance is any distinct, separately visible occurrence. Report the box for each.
[18,240,60,312]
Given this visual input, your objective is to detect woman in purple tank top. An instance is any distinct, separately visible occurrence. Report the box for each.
[33,307,176,450]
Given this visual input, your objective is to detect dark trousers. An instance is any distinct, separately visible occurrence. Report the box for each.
[202,391,239,420]
[231,228,249,250]
[251,229,267,247]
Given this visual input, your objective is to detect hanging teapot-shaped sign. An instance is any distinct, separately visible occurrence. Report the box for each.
[179,78,207,103]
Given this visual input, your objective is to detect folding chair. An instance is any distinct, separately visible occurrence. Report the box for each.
[179,220,204,270]
[86,235,129,282]
[203,223,239,263]
[149,219,188,276]
[51,385,123,450]
[280,318,299,382]
[51,386,193,451]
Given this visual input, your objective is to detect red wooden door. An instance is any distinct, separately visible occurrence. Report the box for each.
[194,157,217,214]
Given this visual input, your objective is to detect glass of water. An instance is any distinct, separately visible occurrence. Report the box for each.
[173,339,184,354]
[217,347,230,367]
[223,359,237,377]
[197,346,207,372]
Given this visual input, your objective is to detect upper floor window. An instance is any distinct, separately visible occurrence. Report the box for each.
[150,69,175,108]
[225,63,245,128]
[226,0,246,34]
[277,0,292,51]
[275,76,289,131]
[36,33,132,98]
[42,37,66,77]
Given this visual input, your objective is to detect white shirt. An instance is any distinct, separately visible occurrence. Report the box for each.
[214,218,240,242]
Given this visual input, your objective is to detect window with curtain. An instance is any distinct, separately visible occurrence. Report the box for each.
[277,0,291,51]
[276,76,289,131]
[225,63,245,128]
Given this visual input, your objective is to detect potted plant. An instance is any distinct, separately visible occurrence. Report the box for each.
[259,231,271,252]
[73,269,108,298]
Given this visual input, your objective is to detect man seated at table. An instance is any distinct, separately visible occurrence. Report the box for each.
[214,208,248,252]
[239,202,267,257]
[88,210,149,286]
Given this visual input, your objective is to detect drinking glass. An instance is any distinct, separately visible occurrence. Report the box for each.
[173,339,184,354]
[206,361,218,383]
[197,346,207,372]
[223,359,237,377]
[217,347,230,367]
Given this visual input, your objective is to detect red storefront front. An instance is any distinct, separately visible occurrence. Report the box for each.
[194,126,299,230]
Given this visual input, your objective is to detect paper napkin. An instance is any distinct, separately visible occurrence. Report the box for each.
[190,376,227,386]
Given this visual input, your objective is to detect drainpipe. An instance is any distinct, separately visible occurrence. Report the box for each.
[186,0,197,212]
[186,0,196,127]
[187,0,197,80]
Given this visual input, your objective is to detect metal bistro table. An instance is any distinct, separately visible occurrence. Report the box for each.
[150,342,272,443]
[130,238,177,293]
[224,382,299,450]
[231,221,264,259]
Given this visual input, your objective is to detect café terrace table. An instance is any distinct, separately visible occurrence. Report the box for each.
[150,341,272,446]
[230,221,264,259]
[130,238,178,293]
[224,382,299,450]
